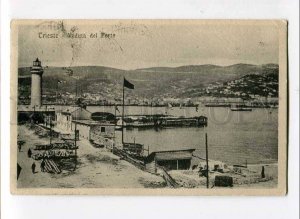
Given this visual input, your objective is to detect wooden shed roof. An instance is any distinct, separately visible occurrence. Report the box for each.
[145,149,195,163]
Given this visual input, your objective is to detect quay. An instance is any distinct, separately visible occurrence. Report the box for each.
[118,115,208,128]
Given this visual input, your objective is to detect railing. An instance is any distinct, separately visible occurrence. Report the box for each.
[156,165,180,188]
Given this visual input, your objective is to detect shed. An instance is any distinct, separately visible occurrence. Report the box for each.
[144,149,195,173]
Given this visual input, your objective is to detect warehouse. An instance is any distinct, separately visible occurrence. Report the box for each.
[144,149,195,173]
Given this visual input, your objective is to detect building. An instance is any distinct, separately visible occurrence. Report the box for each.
[72,120,115,149]
[31,58,44,106]
[72,120,115,140]
[144,149,195,173]
[56,107,92,133]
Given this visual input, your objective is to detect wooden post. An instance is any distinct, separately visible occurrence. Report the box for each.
[56,80,59,105]
[205,133,209,188]
[74,123,77,157]
[49,116,52,145]
[113,106,116,152]
[122,78,125,144]
[75,79,78,99]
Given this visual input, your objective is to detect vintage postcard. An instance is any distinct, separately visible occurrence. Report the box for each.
[11,20,287,195]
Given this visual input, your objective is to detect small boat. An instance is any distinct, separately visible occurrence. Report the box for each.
[231,105,253,111]
[230,104,252,111]
[205,103,231,107]
[231,108,252,111]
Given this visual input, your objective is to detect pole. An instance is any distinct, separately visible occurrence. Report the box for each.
[122,78,125,144]
[75,79,78,99]
[49,116,52,145]
[205,133,209,188]
[74,123,77,156]
[56,80,58,105]
[113,104,116,152]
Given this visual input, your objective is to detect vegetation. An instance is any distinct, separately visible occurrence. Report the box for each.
[18,63,278,105]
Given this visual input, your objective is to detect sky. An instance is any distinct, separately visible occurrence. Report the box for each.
[17,20,279,70]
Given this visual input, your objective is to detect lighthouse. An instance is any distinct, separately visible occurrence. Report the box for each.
[30,58,44,107]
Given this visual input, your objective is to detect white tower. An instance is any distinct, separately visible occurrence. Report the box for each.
[30,58,44,106]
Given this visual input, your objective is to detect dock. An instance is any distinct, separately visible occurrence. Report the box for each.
[120,115,208,129]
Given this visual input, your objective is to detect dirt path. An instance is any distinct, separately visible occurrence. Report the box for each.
[17,125,166,188]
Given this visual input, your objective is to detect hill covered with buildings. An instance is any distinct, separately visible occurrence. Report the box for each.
[18,63,279,105]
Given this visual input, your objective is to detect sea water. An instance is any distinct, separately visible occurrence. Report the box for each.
[87,105,278,165]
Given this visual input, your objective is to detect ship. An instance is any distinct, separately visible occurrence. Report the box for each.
[205,103,231,107]
[230,104,252,111]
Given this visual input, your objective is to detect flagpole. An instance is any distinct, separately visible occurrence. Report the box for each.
[56,80,58,105]
[113,104,116,152]
[122,78,125,144]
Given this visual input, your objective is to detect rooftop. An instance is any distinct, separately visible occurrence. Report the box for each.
[145,148,196,162]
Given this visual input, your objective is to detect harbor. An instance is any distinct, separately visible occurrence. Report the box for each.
[16,58,279,189]
[17,122,278,188]
[17,103,278,188]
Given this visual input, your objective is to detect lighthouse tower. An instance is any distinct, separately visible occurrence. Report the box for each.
[30,58,44,107]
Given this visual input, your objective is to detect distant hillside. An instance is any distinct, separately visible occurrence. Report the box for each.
[18,63,278,104]
[138,63,261,73]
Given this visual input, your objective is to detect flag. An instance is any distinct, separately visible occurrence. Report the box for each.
[124,78,134,89]
[17,163,22,180]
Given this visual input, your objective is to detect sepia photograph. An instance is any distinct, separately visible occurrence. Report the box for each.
[10,20,287,195]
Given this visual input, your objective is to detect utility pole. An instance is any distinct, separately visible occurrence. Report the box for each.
[113,104,117,152]
[56,80,59,105]
[205,133,209,189]
[49,116,52,145]
[74,123,77,157]
[75,79,78,99]
[122,78,125,144]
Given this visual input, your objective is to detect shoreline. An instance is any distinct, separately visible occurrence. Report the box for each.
[18,103,278,109]
[17,125,166,189]
[17,124,278,189]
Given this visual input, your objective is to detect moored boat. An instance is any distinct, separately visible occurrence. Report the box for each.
[230,104,252,111]
[230,107,252,111]
[205,103,231,107]
[230,103,252,111]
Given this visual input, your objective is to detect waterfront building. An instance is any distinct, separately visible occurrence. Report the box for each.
[144,149,195,173]
[56,107,91,132]
[72,120,115,141]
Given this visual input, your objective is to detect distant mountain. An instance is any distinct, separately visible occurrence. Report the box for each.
[18,63,279,103]
[262,63,280,69]
[18,66,124,77]
[138,64,222,73]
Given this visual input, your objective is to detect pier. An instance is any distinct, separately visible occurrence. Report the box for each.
[119,115,208,129]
